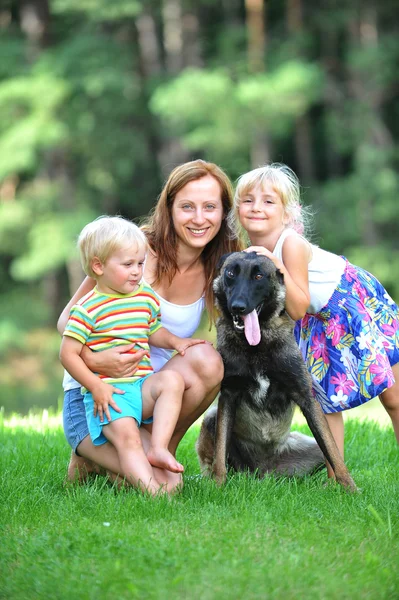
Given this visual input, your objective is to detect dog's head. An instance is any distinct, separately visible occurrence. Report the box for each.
[213,251,286,345]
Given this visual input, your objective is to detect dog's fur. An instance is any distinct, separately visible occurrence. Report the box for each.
[196,252,356,491]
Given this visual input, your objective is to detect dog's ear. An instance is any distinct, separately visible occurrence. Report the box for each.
[216,253,233,272]
[276,267,285,284]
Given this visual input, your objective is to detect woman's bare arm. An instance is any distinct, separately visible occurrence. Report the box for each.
[57,276,96,334]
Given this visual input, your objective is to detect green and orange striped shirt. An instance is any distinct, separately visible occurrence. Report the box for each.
[63,282,162,384]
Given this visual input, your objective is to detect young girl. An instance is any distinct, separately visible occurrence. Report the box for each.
[230,163,399,478]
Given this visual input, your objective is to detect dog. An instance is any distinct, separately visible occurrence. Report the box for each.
[196,251,357,491]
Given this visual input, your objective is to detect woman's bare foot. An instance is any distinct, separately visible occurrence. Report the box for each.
[147,447,184,473]
[66,451,103,483]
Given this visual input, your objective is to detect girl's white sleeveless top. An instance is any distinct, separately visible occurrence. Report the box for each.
[273,228,346,314]
[62,289,205,391]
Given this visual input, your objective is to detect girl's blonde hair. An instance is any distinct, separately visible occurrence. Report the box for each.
[78,215,147,278]
[229,163,311,241]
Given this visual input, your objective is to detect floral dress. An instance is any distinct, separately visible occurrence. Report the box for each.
[273,228,399,413]
[294,261,399,412]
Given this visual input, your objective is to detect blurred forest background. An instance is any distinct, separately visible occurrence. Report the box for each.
[0,0,398,415]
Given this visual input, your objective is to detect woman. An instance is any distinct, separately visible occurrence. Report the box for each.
[58,159,242,490]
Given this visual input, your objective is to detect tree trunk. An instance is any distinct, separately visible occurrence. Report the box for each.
[245,0,271,166]
[286,0,315,182]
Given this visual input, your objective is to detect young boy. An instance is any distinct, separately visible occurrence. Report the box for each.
[59,216,205,495]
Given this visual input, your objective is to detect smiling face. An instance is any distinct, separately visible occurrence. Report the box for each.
[171,175,224,252]
[238,181,288,242]
[93,244,146,295]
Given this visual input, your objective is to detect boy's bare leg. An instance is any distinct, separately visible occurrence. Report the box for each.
[155,344,224,456]
[324,412,344,479]
[102,417,162,496]
[142,371,185,473]
[139,428,183,494]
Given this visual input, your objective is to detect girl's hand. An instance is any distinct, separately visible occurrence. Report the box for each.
[244,246,284,271]
[91,381,124,423]
[81,344,147,379]
[174,338,207,356]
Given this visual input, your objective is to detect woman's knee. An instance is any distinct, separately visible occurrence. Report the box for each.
[186,343,224,385]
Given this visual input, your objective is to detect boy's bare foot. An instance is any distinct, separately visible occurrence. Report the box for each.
[147,447,184,473]
[66,452,103,483]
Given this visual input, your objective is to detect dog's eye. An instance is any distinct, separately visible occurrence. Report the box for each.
[254,273,263,280]
[226,270,235,278]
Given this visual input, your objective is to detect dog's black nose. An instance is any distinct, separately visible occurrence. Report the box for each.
[231,302,247,314]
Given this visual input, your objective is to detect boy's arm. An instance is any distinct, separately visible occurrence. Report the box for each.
[60,336,123,422]
[149,327,207,356]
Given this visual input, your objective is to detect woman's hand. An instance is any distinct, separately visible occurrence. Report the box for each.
[81,344,147,379]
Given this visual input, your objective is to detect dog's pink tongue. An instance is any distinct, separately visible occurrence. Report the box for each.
[243,309,261,346]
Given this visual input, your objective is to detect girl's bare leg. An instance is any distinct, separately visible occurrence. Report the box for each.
[379,363,399,444]
[142,371,185,473]
[324,412,344,479]
[102,417,161,496]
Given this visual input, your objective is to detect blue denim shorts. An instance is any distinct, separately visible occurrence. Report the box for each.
[63,386,89,455]
[63,379,153,454]
[83,379,152,447]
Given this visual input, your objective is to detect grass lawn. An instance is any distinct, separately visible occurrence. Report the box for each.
[1,407,398,600]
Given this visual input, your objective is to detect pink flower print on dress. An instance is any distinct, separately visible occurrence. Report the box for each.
[357,301,372,323]
[369,355,395,387]
[353,280,368,303]
[330,372,355,395]
[344,263,358,283]
[381,320,399,337]
[311,332,329,364]
[325,315,346,346]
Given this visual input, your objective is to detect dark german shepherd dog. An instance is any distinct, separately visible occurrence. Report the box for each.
[196,251,357,491]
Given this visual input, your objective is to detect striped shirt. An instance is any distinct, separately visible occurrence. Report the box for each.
[63,282,162,384]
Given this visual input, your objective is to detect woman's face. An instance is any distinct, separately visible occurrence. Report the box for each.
[171,175,224,251]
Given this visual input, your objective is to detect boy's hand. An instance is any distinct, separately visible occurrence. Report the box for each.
[91,381,124,423]
[174,337,207,356]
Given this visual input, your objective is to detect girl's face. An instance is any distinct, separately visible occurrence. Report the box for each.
[238,181,288,238]
[171,175,224,251]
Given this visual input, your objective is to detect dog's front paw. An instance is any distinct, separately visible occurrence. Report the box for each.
[212,466,227,486]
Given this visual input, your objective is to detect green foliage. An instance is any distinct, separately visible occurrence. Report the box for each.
[151,61,323,169]
[0,0,398,413]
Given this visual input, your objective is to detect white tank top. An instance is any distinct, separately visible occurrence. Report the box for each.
[62,289,205,390]
[149,292,205,372]
[273,228,346,314]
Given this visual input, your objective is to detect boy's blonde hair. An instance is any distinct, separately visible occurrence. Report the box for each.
[228,163,311,241]
[78,215,148,278]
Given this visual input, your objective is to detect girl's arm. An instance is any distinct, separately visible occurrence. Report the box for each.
[58,276,146,378]
[246,235,311,320]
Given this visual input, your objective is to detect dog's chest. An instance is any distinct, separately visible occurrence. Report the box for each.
[251,374,270,406]
[234,401,294,446]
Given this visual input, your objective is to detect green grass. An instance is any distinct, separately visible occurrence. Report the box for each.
[1,412,398,600]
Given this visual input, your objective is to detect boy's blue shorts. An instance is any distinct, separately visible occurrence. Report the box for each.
[83,378,153,447]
